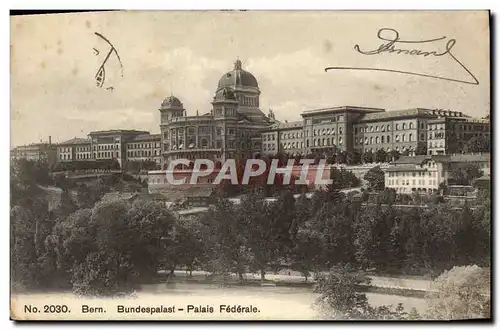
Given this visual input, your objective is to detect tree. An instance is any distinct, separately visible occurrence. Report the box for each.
[465,135,490,153]
[364,166,385,191]
[326,154,336,165]
[362,150,374,164]
[346,151,361,165]
[388,150,401,162]
[450,164,483,185]
[240,191,294,281]
[415,144,428,156]
[63,200,175,295]
[314,264,418,320]
[336,152,347,164]
[329,168,361,190]
[11,195,56,289]
[199,198,251,280]
[375,149,387,163]
[314,264,371,319]
[426,265,490,320]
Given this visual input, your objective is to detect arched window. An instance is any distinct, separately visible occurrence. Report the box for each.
[409,134,413,142]
[375,136,380,144]
[402,134,406,142]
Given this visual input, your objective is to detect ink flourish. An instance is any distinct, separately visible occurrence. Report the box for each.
[325,28,479,85]
[94,32,124,90]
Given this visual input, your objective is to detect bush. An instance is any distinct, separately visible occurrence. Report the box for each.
[313,265,421,320]
[72,252,139,297]
[425,265,490,320]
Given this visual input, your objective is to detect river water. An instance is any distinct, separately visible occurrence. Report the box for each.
[11,282,428,320]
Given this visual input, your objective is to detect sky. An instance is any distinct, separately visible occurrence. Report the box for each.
[10,11,490,147]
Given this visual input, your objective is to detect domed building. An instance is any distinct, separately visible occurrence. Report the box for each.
[159,59,278,167]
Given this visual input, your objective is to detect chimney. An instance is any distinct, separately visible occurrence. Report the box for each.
[49,136,52,145]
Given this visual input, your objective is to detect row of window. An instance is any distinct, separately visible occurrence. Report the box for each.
[428,124,445,131]
[169,126,213,136]
[313,137,343,146]
[429,141,445,148]
[262,134,276,141]
[239,96,258,107]
[388,171,437,178]
[214,108,236,117]
[127,150,160,157]
[281,141,304,150]
[127,143,160,149]
[59,153,92,160]
[313,127,343,136]
[94,151,119,158]
[262,143,277,151]
[76,153,91,160]
[355,122,423,134]
[93,144,119,151]
[307,115,344,125]
[387,179,438,186]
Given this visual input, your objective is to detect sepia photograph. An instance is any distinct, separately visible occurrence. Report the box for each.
[9,10,491,321]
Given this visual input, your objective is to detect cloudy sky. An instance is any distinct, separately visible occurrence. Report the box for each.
[10,11,489,147]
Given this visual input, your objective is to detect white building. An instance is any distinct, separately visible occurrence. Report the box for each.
[385,153,490,194]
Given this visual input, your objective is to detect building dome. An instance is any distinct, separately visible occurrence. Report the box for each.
[161,95,183,108]
[217,59,259,90]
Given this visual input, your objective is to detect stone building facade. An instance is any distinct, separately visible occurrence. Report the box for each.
[11,138,57,166]
[159,59,276,167]
[263,107,489,157]
[385,153,490,194]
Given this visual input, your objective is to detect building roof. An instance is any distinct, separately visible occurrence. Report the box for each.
[89,129,150,136]
[385,165,428,172]
[301,106,385,116]
[156,186,215,203]
[217,59,259,90]
[161,95,183,108]
[361,108,468,122]
[101,192,166,203]
[101,192,140,203]
[392,153,490,166]
[12,143,57,151]
[58,137,91,145]
[475,174,491,182]
[175,207,210,216]
[445,153,490,163]
[360,108,434,122]
[264,120,303,131]
[392,155,430,165]
[130,134,161,142]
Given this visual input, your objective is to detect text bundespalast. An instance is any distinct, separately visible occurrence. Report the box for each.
[116,304,260,315]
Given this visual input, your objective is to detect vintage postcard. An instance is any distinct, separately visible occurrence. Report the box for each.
[10,10,491,321]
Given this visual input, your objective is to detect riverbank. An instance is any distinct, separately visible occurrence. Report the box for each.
[157,270,435,299]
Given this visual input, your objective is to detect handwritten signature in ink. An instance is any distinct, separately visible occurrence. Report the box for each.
[325,28,479,85]
[93,32,124,91]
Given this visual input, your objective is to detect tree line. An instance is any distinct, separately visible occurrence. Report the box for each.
[10,158,490,320]
[11,176,490,296]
